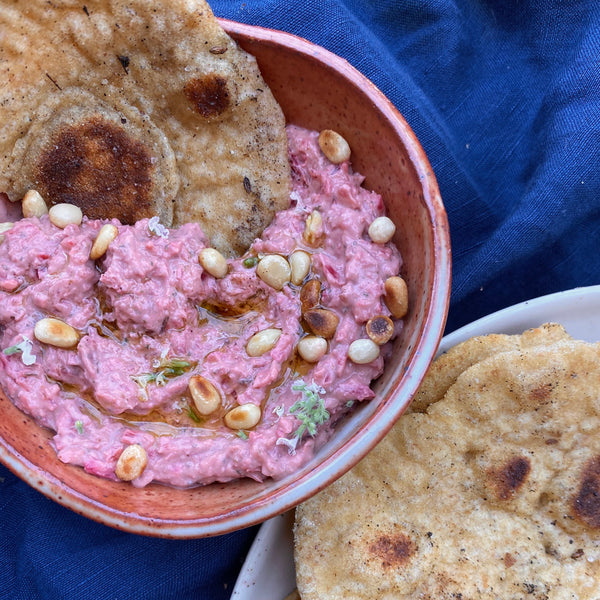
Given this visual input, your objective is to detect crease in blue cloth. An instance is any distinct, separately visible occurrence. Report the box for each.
[2,1,600,598]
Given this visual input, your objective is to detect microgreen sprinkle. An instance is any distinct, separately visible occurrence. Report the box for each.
[131,357,192,399]
[75,420,84,435]
[187,406,201,423]
[147,216,169,238]
[2,336,36,365]
[242,256,257,268]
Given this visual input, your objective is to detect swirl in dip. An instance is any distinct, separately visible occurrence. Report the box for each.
[0,126,404,488]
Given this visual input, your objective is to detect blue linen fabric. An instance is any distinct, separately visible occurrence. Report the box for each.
[2,1,600,598]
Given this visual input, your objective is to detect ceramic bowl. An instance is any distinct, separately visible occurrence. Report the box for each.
[0,20,451,537]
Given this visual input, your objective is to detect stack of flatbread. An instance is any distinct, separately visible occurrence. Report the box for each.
[295,323,600,599]
[0,0,290,255]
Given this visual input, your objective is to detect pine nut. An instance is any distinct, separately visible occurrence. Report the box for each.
[0,222,13,243]
[115,444,148,481]
[297,336,328,362]
[90,224,118,260]
[368,216,396,244]
[303,209,324,246]
[199,247,228,278]
[384,276,409,319]
[22,190,48,218]
[34,317,79,348]
[246,328,282,357]
[189,375,221,416]
[300,279,321,312]
[224,403,261,430]
[366,315,395,345]
[348,338,380,364]
[289,250,311,285]
[48,203,83,229]
[303,308,339,339]
[318,129,351,164]
[256,254,291,290]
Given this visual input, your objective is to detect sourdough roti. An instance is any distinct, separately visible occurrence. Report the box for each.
[0,0,290,256]
[410,322,572,413]
[294,331,600,599]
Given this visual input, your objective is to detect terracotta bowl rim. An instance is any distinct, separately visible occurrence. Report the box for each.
[0,20,451,538]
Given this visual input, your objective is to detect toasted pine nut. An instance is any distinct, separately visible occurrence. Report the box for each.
[297,336,328,363]
[368,216,396,244]
[256,254,291,290]
[90,224,118,260]
[246,328,282,357]
[49,203,83,229]
[384,276,409,319]
[22,190,48,218]
[224,403,261,430]
[115,444,148,481]
[289,250,311,285]
[303,209,324,247]
[318,129,351,164]
[303,308,339,339]
[300,279,321,312]
[199,247,228,278]
[348,338,380,364]
[366,315,395,345]
[0,222,13,243]
[189,375,221,416]
[34,317,79,348]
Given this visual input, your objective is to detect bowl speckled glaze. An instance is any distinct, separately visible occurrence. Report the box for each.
[0,20,451,537]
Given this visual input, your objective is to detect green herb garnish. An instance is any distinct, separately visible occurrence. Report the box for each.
[289,380,330,439]
[187,406,202,423]
[75,420,84,435]
[2,336,36,365]
[237,430,249,440]
[242,256,257,268]
[131,357,192,399]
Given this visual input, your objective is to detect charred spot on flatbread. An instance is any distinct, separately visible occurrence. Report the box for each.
[572,455,600,529]
[35,116,156,224]
[183,74,231,119]
[0,0,290,256]
[486,455,531,501]
[368,531,417,569]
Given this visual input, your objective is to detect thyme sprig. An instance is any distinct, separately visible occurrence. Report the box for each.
[289,380,329,439]
[276,380,330,455]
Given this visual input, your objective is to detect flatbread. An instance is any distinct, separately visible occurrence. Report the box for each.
[294,328,600,599]
[409,322,572,413]
[0,0,290,256]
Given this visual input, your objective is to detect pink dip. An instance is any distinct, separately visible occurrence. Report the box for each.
[0,126,402,488]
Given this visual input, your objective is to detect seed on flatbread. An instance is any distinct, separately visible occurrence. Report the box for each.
[0,0,290,256]
[295,326,600,599]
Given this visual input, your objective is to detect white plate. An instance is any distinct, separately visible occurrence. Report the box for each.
[231,285,600,600]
